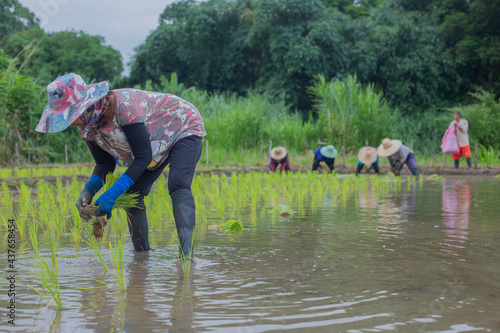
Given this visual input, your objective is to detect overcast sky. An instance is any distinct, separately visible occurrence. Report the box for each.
[18,0,179,75]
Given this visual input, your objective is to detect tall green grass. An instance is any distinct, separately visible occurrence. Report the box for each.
[185,89,320,153]
[309,74,397,151]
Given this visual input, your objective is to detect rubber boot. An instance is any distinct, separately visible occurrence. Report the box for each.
[125,199,150,252]
[412,169,420,180]
[170,188,196,260]
[454,159,459,169]
[466,158,472,170]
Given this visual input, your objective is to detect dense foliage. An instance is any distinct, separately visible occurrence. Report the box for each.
[4,28,123,86]
[309,74,396,150]
[0,0,38,46]
[130,0,499,113]
[0,50,90,165]
[1,0,499,165]
[462,90,500,149]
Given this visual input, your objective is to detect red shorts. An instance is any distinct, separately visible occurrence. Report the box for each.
[452,145,471,160]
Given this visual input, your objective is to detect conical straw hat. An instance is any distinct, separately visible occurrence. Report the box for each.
[270,146,287,160]
[358,146,378,165]
[377,138,402,157]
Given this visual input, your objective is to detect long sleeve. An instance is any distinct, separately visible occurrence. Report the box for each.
[86,141,116,180]
[121,122,153,182]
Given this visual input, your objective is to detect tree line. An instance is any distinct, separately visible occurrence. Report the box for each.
[2,0,499,113]
[129,0,499,113]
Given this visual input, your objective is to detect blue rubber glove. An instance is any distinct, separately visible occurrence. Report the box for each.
[94,174,134,219]
[76,175,103,212]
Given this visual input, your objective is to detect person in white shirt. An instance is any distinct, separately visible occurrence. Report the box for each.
[451,110,472,170]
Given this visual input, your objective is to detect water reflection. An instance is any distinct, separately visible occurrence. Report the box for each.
[372,186,419,240]
[441,180,470,255]
[6,177,500,332]
[123,252,158,331]
[170,261,196,331]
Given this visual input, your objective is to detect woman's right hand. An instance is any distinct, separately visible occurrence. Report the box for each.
[76,175,104,213]
[76,190,93,212]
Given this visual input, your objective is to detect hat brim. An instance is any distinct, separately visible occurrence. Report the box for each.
[320,147,338,159]
[270,148,288,160]
[35,81,109,133]
[358,147,378,165]
[377,140,402,157]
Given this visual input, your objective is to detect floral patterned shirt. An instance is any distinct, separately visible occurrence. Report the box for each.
[79,89,206,170]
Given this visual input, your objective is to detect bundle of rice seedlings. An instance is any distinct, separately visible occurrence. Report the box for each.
[80,173,140,238]
[274,204,296,217]
[221,220,243,232]
[207,220,244,232]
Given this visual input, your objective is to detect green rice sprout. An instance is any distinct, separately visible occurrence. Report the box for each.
[28,230,65,309]
[1,182,12,213]
[428,174,444,182]
[69,204,83,245]
[109,238,126,291]
[274,204,296,217]
[83,228,108,271]
[220,220,244,232]
[0,210,8,230]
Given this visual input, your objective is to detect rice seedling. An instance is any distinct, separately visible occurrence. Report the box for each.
[1,182,12,213]
[428,174,444,182]
[13,211,27,241]
[83,228,108,271]
[0,210,8,230]
[221,220,243,231]
[69,204,83,245]
[207,220,244,232]
[18,181,32,213]
[109,238,126,291]
[28,228,64,309]
[274,204,296,217]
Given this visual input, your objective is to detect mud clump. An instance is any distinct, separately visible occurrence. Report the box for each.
[92,217,108,238]
[279,211,291,217]
[80,205,108,238]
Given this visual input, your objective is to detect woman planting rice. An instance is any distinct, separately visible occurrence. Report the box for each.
[36,73,206,259]
[312,145,337,173]
[268,146,291,173]
[377,138,419,179]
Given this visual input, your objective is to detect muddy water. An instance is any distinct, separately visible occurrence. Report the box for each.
[3,177,500,332]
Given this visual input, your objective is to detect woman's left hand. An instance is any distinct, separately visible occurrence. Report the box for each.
[93,174,134,219]
[94,192,115,219]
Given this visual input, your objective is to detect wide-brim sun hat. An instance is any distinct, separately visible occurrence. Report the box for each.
[320,145,338,159]
[35,73,109,133]
[377,138,402,157]
[270,146,287,160]
[358,146,378,165]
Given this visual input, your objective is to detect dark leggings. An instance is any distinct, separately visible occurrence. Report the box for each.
[356,163,380,175]
[125,135,203,251]
[128,135,203,197]
[312,157,335,172]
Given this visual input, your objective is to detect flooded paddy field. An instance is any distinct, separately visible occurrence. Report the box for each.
[1,173,499,332]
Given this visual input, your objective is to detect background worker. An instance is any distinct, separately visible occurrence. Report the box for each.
[356,146,380,175]
[269,146,291,173]
[312,145,337,173]
[451,110,472,170]
[35,73,206,259]
[377,138,419,179]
